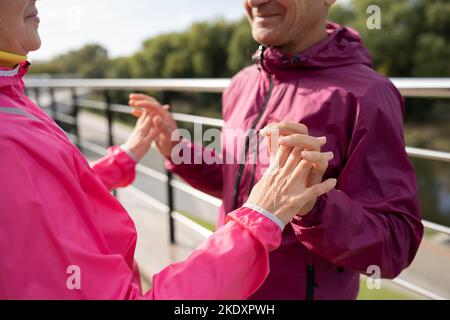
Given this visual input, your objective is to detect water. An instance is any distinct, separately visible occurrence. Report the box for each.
[412,158,450,227]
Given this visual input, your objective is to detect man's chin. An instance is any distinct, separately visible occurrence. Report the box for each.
[253,30,283,48]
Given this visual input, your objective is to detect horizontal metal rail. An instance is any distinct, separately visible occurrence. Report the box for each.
[406,147,450,163]
[65,131,449,237]
[54,97,450,163]
[25,77,450,97]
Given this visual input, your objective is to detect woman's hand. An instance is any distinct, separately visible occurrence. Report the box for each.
[247,146,336,225]
[121,111,159,162]
[129,94,178,159]
[261,122,333,216]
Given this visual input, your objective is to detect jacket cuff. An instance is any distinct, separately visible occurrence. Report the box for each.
[226,207,282,252]
[242,203,285,231]
[108,146,137,184]
[297,194,325,227]
[119,145,139,163]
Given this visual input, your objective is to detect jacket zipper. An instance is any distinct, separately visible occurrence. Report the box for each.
[232,73,274,211]
[231,46,316,300]
[306,259,316,300]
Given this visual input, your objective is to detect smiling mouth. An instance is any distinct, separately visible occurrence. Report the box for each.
[255,14,281,19]
[25,8,39,19]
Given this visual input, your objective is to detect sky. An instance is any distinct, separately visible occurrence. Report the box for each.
[30,0,246,62]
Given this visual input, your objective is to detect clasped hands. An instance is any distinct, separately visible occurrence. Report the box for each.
[122,94,336,225]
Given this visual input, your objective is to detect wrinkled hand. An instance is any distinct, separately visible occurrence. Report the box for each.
[121,110,159,162]
[248,145,336,225]
[260,122,334,215]
[129,94,178,158]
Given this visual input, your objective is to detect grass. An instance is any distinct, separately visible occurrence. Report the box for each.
[178,211,216,232]
[357,279,418,300]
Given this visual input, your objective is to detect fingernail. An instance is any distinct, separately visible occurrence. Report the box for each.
[318,136,327,144]
[329,179,337,187]
[259,127,268,136]
[326,152,334,160]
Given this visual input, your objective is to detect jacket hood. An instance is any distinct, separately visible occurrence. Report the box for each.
[256,22,373,74]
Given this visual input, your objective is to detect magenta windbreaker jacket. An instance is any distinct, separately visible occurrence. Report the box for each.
[166,22,424,299]
[0,62,283,299]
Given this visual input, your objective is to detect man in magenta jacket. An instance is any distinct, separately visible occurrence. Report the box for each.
[131,0,423,299]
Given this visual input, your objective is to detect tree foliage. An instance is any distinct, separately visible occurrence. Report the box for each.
[31,1,449,79]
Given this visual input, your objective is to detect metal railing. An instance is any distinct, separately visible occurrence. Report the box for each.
[24,77,450,300]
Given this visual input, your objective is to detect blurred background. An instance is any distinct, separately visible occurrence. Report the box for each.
[25,0,450,300]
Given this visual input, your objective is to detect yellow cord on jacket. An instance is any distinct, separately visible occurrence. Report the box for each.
[0,50,27,68]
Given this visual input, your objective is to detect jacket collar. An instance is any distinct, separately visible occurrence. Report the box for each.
[254,22,373,77]
[0,65,21,77]
[0,60,30,78]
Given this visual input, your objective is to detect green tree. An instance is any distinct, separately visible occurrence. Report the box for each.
[227,18,258,75]
[54,44,111,78]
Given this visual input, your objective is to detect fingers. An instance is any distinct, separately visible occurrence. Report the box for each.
[132,109,143,118]
[145,128,159,143]
[292,178,337,206]
[279,134,327,151]
[290,159,314,184]
[302,151,334,186]
[283,147,304,174]
[129,93,159,104]
[270,145,293,170]
[260,122,309,137]
[129,93,168,117]
[302,151,333,172]
[153,115,172,138]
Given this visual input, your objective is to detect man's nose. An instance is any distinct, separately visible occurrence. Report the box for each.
[247,0,272,7]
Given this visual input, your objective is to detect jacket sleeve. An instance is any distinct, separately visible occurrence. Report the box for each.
[91,146,137,191]
[146,208,281,300]
[291,82,424,279]
[165,140,224,198]
[0,119,280,300]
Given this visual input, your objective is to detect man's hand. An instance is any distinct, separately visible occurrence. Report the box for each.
[129,94,178,159]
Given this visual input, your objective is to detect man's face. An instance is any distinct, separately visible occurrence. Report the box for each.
[244,0,333,50]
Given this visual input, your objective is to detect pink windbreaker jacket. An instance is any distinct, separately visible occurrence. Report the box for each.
[166,22,424,299]
[0,62,283,299]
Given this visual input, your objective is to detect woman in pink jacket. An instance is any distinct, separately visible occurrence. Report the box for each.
[0,0,337,299]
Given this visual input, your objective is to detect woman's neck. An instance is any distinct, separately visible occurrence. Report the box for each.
[0,50,27,68]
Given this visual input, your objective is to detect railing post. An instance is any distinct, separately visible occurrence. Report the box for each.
[71,88,81,151]
[161,91,176,244]
[167,170,176,244]
[34,88,41,108]
[49,87,57,119]
[104,90,117,197]
[104,90,114,147]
